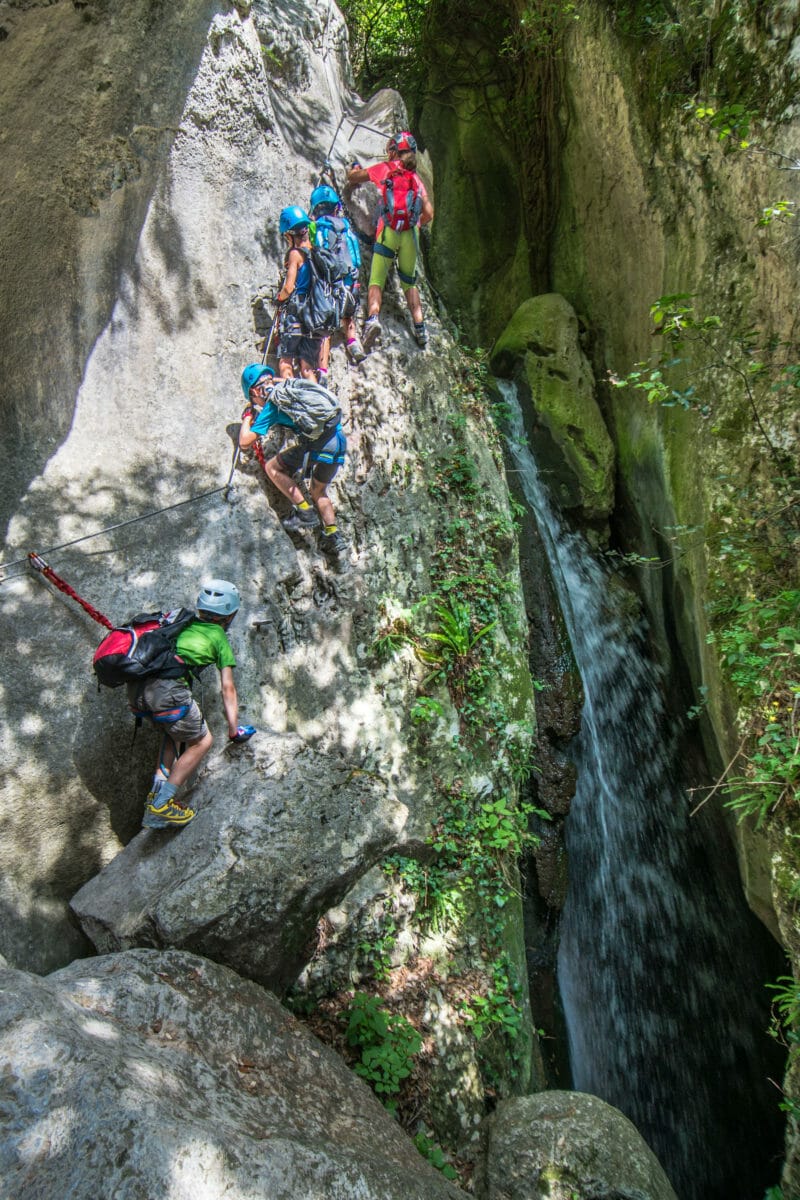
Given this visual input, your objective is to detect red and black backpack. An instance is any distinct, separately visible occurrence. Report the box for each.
[92,608,196,688]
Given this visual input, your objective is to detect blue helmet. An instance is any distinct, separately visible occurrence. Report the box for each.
[309,184,339,214]
[241,362,275,399]
[279,205,310,235]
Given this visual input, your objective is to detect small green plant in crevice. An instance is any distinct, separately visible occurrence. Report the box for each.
[358,916,398,982]
[686,684,710,722]
[759,199,796,228]
[766,975,800,1123]
[693,100,756,147]
[707,590,799,829]
[371,612,415,663]
[416,597,497,689]
[414,1129,459,1182]
[345,992,422,1112]
[410,696,444,726]
[460,954,525,1043]
[383,854,466,934]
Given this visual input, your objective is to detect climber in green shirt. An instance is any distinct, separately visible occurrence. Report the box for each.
[127,580,255,830]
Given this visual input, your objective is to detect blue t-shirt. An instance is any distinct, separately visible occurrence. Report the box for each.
[250,402,296,437]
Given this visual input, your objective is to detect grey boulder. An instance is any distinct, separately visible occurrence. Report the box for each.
[0,948,464,1200]
[70,732,408,993]
[484,1091,678,1200]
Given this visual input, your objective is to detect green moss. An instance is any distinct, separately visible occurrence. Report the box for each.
[493,295,616,519]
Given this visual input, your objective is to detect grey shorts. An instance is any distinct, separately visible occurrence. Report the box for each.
[127,677,208,743]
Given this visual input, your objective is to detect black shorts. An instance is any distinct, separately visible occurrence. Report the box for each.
[278,333,320,369]
[277,426,347,484]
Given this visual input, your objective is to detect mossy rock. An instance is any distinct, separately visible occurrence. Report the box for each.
[420,100,531,341]
[492,294,615,520]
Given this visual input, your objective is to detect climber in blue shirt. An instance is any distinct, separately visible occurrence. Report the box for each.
[238,363,348,558]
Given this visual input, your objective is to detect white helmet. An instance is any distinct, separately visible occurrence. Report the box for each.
[197,579,241,617]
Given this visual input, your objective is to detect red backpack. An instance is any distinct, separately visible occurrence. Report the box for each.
[92,608,196,688]
[379,167,423,232]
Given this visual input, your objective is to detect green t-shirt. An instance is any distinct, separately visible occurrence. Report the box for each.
[175,620,236,676]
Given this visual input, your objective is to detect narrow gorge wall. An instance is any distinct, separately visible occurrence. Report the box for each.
[550,1,800,937]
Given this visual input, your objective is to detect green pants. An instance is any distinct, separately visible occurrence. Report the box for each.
[368,226,419,292]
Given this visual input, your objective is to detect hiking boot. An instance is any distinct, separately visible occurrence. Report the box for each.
[346,337,367,365]
[143,794,195,829]
[282,506,320,533]
[362,316,381,352]
[413,321,428,348]
[318,528,349,558]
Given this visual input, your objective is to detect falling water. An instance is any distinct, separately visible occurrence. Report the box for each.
[499,379,784,1200]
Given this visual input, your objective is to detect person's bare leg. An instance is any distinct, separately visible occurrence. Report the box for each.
[265,456,306,506]
[167,730,213,788]
[367,285,383,318]
[310,478,335,527]
[404,285,423,324]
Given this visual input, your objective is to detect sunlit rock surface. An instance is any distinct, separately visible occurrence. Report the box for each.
[0,948,464,1199]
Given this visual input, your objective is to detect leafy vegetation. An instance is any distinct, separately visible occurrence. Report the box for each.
[460,954,526,1042]
[337,0,430,95]
[766,976,800,1145]
[610,293,799,837]
[413,1129,459,1181]
[345,993,422,1111]
[709,593,799,829]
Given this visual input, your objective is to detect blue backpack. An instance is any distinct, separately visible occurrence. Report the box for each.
[314,215,361,287]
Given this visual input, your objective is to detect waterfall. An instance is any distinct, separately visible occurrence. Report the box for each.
[499,379,785,1200]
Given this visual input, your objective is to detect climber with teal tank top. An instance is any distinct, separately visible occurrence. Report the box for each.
[346,132,434,353]
[275,206,321,382]
[309,183,365,377]
[238,363,349,559]
[126,581,255,830]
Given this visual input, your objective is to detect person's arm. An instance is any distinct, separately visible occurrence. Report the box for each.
[240,398,276,448]
[420,193,434,226]
[347,162,371,186]
[239,410,258,449]
[276,250,300,302]
[220,665,239,738]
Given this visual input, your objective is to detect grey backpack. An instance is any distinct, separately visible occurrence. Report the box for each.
[269,379,341,440]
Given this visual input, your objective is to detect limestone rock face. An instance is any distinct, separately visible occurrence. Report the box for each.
[491,294,615,520]
[0,0,531,979]
[70,732,404,992]
[484,1091,678,1200]
[0,949,464,1200]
